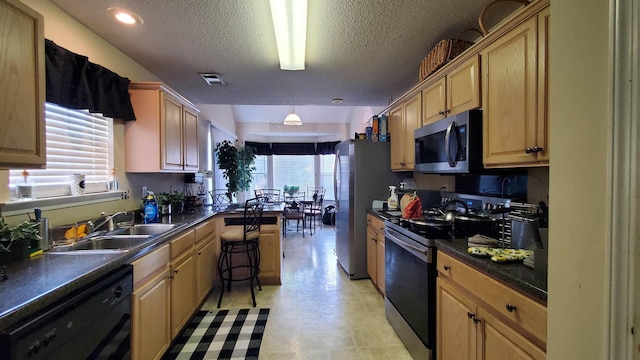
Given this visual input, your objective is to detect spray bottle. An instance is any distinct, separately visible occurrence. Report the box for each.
[387,186,399,210]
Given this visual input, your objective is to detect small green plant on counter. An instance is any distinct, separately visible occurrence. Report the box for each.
[0,219,41,253]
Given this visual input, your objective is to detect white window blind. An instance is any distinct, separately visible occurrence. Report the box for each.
[9,102,114,198]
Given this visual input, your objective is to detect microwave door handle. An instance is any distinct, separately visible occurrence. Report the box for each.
[444,121,456,167]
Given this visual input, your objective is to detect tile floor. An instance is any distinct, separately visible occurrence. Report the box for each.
[200,223,413,359]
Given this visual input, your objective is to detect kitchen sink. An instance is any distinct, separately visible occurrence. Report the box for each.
[48,235,154,254]
[108,223,180,236]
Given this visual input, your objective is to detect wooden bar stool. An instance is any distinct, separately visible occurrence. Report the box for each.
[217,198,264,308]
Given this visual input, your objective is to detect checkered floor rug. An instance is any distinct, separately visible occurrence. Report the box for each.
[163,308,270,360]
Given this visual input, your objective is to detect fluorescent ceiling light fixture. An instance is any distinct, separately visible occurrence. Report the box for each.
[107,7,143,26]
[283,107,302,125]
[269,0,307,70]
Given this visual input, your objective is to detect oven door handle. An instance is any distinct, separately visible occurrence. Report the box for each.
[385,228,428,256]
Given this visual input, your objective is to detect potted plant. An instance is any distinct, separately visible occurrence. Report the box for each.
[215,140,257,202]
[168,190,185,214]
[156,192,172,215]
[0,219,40,265]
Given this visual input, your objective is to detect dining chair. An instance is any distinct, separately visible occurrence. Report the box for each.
[217,197,264,308]
[209,189,231,206]
[282,197,305,238]
[254,189,282,203]
[303,190,324,235]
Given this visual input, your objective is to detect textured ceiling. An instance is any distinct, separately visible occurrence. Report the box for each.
[48,0,521,109]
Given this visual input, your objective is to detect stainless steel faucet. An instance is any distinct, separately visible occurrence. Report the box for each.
[90,211,128,233]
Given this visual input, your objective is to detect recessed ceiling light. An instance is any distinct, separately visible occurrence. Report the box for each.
[107,7,143,26]
[331,98,343,104]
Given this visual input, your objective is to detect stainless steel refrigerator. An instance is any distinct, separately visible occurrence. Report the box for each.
[334,140,402,279]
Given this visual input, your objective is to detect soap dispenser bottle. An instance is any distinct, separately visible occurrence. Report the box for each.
[143,191,158,224]
[388,186,399,210]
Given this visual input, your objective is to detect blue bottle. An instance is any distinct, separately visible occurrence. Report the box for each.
[143,192,158,224]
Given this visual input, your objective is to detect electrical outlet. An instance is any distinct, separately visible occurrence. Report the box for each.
[121,189,130,200]
[141,186,147,198]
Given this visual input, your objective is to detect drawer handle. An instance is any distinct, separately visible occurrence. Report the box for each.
[443,265,451,271]
[506,304,517,312]
[467,312,475,319]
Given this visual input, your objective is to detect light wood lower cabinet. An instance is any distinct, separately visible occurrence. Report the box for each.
[131,244,171,360]
[196,238,216,303]
[437,252,546,360]
[366,213,385,294]
[169,230,196,338]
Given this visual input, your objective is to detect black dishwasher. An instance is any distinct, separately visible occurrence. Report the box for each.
[0,265,133,360]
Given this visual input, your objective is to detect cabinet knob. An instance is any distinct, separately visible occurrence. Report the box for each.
[467,312,475,319]
[472,316,481,324]
[445,109,451,114]
[438,111,445,116]
[525,146,543,154]
[506,303,517,312]
[443,265,451,271]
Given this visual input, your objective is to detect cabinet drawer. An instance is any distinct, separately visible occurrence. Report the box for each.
[131,244,169,290]
[170,229,195,259]
[367,214,385,235]
[438,251,547,345]
[194,218,215,243]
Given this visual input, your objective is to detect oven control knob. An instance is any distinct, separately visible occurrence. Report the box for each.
[113,285,123,300]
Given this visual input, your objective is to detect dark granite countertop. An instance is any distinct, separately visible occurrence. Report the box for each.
[367,209,547,304]
[0,204,284,331]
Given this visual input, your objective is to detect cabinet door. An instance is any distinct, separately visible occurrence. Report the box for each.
[437,279,476,360]
[366,227,377,282]
[389,106,404,170]
[403,93,421,170]
[481,17,537,166]
[477,307,546,360]
[170,251,196,338]
[183,107,199,171]
[422,78,446,125]
[0,0,45,168]
[258,229,277,279]
[447,55,481,116]
[132,269,170,360]
[162,94,184,171]
[536,8,550,163]
[196,238,216,304]
[375,235,385,294]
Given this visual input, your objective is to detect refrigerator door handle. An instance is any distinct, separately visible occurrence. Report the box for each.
[334,148,340,212]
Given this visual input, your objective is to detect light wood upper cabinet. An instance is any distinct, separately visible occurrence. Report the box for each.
[125,82,199,172]
[0,0,46,168]
[423,55,481,126]
[389,92,421,171]
[482,9,549,167]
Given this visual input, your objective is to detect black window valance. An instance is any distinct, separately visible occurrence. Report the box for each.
[45,39,136,120]
[316,141,339,154]
[245,141,271,155]
[244,141,340,155]
[271,142,316,155]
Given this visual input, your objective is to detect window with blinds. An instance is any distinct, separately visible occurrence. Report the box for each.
[9,102,114,199]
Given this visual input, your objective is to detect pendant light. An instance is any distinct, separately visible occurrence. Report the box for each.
[283,106,302,125]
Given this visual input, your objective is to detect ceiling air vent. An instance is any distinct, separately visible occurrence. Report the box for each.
[200,73,226,86]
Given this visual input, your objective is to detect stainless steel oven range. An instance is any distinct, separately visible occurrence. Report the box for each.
[384,218,437,360]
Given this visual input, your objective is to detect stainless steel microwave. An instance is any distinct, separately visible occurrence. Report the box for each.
[414,110,483,173]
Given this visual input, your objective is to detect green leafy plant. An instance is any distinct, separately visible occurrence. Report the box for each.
[0,219,41,253]
[215,140,256,200]
[168,190,185,204]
